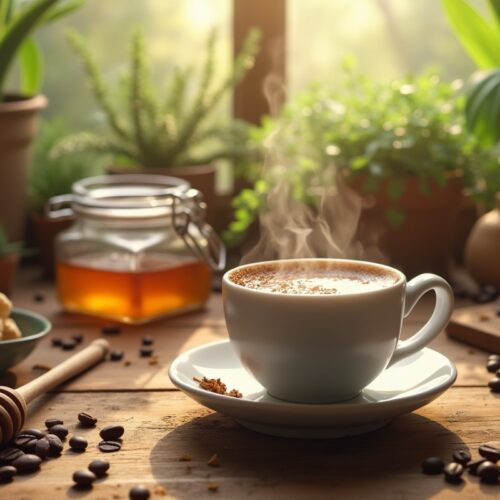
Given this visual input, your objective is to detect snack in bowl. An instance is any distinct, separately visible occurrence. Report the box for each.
[0,293,22,341]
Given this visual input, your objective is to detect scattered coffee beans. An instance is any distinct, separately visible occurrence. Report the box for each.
[34,438,50,459]
[21,428,45,439]
[99,425,124,441]
[142,336,154,346]
[33,292,45,303]
[452,450,471,465]
[48,424,68,439]
[0,465,16,482]
[477,461,500,484]
[78,412,97,427]
[468,458,487,475]
[45,418,63,428]
[487,355,500,372]
[478,444,500,462]
[421,457,444,475]
[88,459,110,477]
[488,378,500,393]
[12,454,41,474]
[72,334,84,344]
[0,447,24,465]
[69,436,88,452]
[110,350,124,361]
[61,339,77,351]
[140,346,154,357]
[102,325,121,335]
[51,338,62,347]
[45,434,64,456]
[444,462,464,483]
[14,434,38,453]
[73,469,96,489]
[129,485,151,500]
[98,440,121,453]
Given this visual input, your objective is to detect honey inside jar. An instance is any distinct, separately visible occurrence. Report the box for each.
[57,253,212,324]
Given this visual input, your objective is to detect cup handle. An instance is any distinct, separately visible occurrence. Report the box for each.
[388,273,454,367]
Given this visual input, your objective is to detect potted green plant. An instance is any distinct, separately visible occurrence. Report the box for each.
[28,118,105,274]
[53,28,260,224]
[226,65,481,276]
[0,0,84,241]
[442,0,500,285]
[0,225,21,295]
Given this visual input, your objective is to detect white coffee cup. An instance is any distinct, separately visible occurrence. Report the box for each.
[222,258,454,404]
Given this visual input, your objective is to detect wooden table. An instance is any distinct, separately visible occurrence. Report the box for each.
[1,275,499,499]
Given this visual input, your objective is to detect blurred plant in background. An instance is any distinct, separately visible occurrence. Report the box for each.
[0,0,84,99]
[225,62,483,247]
[52,28,260,169]
[29,118,104,213]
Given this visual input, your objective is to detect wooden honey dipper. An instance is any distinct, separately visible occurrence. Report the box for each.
[0,338,109,446]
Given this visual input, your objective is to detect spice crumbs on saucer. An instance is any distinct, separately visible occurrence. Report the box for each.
[193,377,242,398]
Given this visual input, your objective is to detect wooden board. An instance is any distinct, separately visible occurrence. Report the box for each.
[447,303,500,354]
[0,388,498,499]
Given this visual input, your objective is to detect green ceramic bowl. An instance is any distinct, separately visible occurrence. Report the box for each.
[0,308,51,371]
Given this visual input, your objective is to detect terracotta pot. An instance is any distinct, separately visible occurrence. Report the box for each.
[0,254,19,296]
[464,192,500,287]
[0,95,47,241]
[352,173,464,277]
[107,164,217,225]
[30,212,75,276]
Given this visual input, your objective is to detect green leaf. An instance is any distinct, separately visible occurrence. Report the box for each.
[42,0,85,24]
[0,0,58,97]
[488,0,500,25]
[441,0,500,68]
[18,37,43,96]
[362,176,379,194]
[386,178,405,201]
[384,208,406,229]
[0,0,13,34]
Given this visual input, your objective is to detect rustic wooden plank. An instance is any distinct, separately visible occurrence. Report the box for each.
[0,388,498,499]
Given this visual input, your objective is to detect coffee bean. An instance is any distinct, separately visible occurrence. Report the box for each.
[140,346,154,357]
[34,438,50,459]
[468,458,487,475]
[45,418,64,428]
[444,462,464,483]
[452,449,471,465]
[72,334,84,344]
[69,436,88,452]
[481,285,498,298]
[48,424,68,439]
[129,485,150,500]
[478,461,500,484]
[51,338,62,347]
[489,354,500,362]
[88,459,110,477]
[98,440,121,453]
[21,428,45,439]
[474,292,495,304]
[142,336,154,346]
[479,443,500,462]
[45,434,64,456]
[110,350,124,361]
[488,377,500,393]
[102,325,121,335]
[73,469,96,489]
[61,339,77,351]
[78,412,97,427]
[487,359,500,373]
[33,292,45,303]
[421,457,444,475]
[0,447,24,465]
[14,434,38,453]
[12,454,41,474]
[0,465,16,482]
[99,425,124,441]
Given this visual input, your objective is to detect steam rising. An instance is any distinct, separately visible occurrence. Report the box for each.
[241,70,386,265]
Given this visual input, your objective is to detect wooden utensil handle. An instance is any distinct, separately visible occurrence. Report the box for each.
[18,339,110,404]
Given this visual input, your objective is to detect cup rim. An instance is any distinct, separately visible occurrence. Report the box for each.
[223,258,406,298]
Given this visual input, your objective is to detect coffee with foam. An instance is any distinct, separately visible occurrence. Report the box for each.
[229,260,399,295]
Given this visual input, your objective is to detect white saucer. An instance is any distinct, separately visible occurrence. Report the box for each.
[168,340,457,439]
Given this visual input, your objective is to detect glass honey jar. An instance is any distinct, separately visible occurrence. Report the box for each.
[47,175,225,324]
